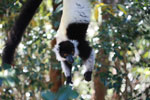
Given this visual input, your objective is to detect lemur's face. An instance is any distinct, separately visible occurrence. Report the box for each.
[59,41,75,64]
[53,40,77,64]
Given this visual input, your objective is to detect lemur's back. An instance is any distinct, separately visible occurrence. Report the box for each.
[62,0,91,25]
[56,0,91,43]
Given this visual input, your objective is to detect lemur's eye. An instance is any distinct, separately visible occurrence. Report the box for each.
[64,53,68,57]
[72,51,74,54]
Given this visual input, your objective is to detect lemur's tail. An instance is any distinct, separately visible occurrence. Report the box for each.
[2,0,42,65]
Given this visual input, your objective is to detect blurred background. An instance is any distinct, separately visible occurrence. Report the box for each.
[0,0,150,100]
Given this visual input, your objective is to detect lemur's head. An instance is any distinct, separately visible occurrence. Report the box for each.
[51,38,78,64]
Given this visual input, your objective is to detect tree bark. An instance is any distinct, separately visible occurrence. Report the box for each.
[93,0,120,100]
[49,68,64,92]
[93,49,108,100]
[49,0,63,93]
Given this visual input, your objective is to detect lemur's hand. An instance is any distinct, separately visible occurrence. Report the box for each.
[84,71,92,81]
[66,76,73,84]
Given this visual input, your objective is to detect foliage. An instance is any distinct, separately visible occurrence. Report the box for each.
[0,0,150,100]
[93,0,150,99]
[41,85,78,100]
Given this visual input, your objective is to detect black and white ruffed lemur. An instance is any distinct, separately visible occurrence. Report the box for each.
[52,0,95,84]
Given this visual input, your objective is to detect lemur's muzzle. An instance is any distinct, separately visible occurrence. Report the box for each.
[66,55,74,64]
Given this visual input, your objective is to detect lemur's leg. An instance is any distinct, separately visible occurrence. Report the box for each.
[83,49,95,81]
[78,41,95,81]
[61,61,73,84]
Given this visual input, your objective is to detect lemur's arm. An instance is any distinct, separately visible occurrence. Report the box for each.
[61,61,73,84]
[2,0,42,65]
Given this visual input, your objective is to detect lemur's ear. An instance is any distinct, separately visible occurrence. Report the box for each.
[51,38,57,48]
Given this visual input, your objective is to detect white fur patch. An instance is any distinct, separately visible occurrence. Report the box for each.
[70,40,79,57]
[53,44,66,61]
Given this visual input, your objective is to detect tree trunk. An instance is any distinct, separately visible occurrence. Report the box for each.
[93,49,108,100]
[93,0,120,100]
[49,0,63,93]
[49,68,64,92]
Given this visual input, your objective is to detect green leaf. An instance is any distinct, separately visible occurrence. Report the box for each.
[5,76,15,87]
[57,85,79,100]
[3,63,11,70]
[70,89,79,99]
[41,86,78,100]
[117,4,127,15]
[143,52,149,58]
[41,91,55,100]
[55,0,62,4]
[114,50,123,60]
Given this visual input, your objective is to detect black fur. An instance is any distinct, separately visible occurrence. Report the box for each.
[2,0,42,65]
[66,76,72,84]
[67,23,89,41]
[84,71,92,81]
[66,23,92,61]
[77,40,92,60]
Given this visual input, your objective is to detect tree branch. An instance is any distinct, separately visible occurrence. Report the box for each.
[2,0,43,65]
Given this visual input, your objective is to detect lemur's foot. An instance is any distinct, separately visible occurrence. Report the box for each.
[84,71,92,81]
[66,76,73,84]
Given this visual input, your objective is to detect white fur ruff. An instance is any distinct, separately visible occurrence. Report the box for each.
[53,44,66,61]
[53,40,79,61]
[70,40,79,57]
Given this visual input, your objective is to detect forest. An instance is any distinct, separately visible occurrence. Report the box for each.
[0,0,150,100]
